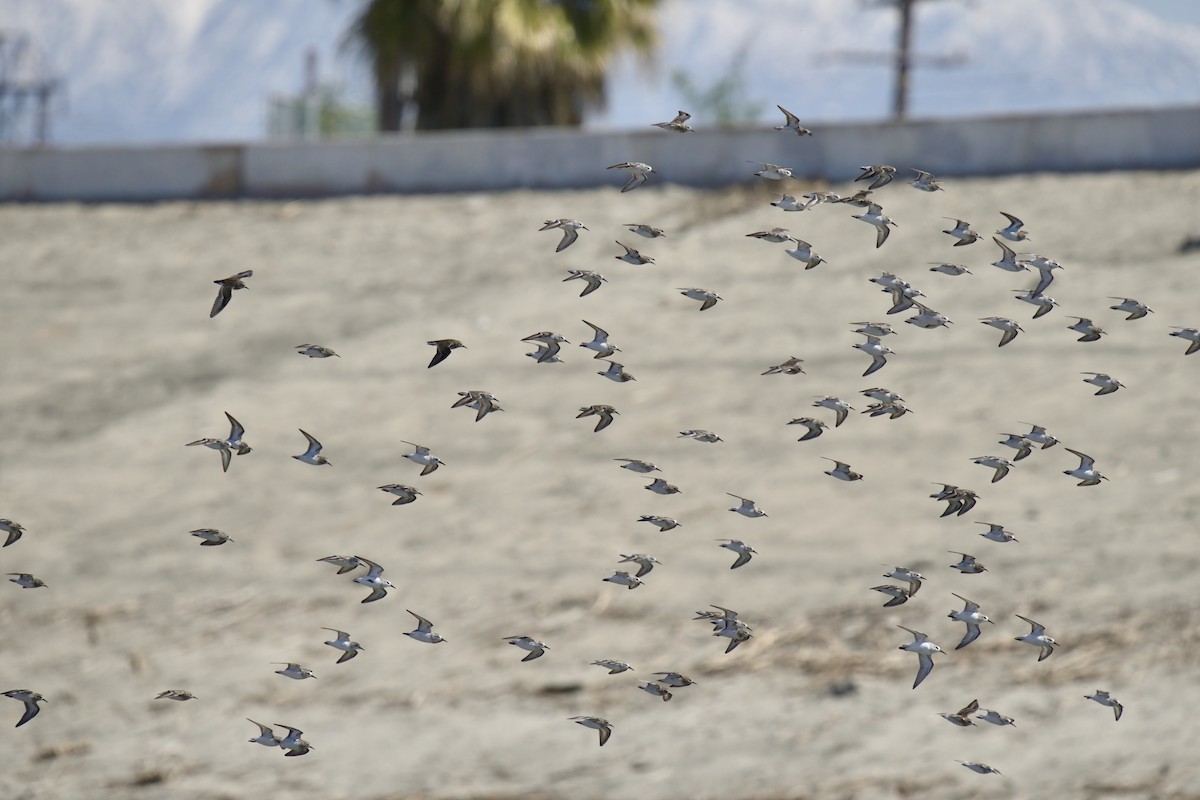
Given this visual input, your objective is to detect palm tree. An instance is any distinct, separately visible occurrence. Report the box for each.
[345,0,659,131]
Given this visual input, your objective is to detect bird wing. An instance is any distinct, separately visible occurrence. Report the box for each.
[957,623,982,650]
[428,342,452,368]
[913,653,935,689]
[210,284,233,318]
[556,227,578,252]
[218,445,232,473]
[15,698,41,727]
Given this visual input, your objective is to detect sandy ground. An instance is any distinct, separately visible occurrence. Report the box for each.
[2,166,1200,800]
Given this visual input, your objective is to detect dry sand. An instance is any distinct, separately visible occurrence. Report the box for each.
[2,167,1200,799]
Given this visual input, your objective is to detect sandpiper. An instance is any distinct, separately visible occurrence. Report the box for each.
[976,522,1019,543]
[1081,372,1124,395]
[618,553,662,577]
[948,593,993,649]
[997,433,1033,461]
[980,317,1023,347]
[941,218,978,246]
[276,724,313,757]
[1026,253,1063,295]
[853,321,896,338]
[789,417,827,441]
[972,455,1013,483]
[615,458,659,473]
[645,477,681,495]
[607,162,654,192]
[570,716,612,746]
[402,441,445,475]
[1014,614,1058,661]
[190,528,233,546]
[853,335,892,376]
[678,429,722,443]
[652,110,692,132]
[1013,289,1058,318]
[958,761,1001,776]
[272,662,316,680]
[996,211,1030,241]
[822,458,863,481]
[882,566,923,596]
[540,218,588,252]
[905,302,952,329]
[652,672,697,688]
[1085,690,1124,721]
[453,389,503,422]
[7,573,46,589]
[990,237,1026,272]
[784,237,826,269]
[503,635,548,662]
[209,270,252,318]
[316,554,361,575]
[563,269,606,297]
[1067,316,1106,342]
[948,551,987,574]
[577,405,618,432]
[910,169,943,192]
[718,539,757,569]
[222,411,252,456]
[940,698,979,727]
[1019,423,1059,449]
[678,287,722,311]
[185,437,233,473]
[771,194,806,212]
[614,241,654,265]
[930,483,978,517]
[814,396,853,426]
[521,331,568,363]
[638,515,681,531]
[1169,326,1200,355]
[637,681,672,701]
[774,104,813,135]
[426,338,466,368]
[855,164,896,189]
[837,189,875,207]
[975,708,1016,726]
[321,627,364,663]
[747,161,793,180]
[929,262,972,276]
[727,493,768,517]
[863,401,912,419]
[762,356,806,375]
[0,519,25,548]
[591,659,632,674]
[871,584,912,607]
[1064,447,1107,486]
[247,719,281,747]
[293,429,331,466]
[353,557,394,603]
[378,484,421,505]
[405,610,447,643]
[898,626,943,689]
[598,360,636,382]
[745,227,791,243]
[625,223,665,238]
[2,690,46,727]
[853,203,898,248]
[1108,297,1152,320]
[156,690,196,701]
[295,344,339,358]
[603,570,644,589]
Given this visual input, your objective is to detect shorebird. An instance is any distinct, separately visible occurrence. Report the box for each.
[801,191,841,208]
[745,227,791,243]
[1169,326,1200,355]
[405,610,447,643]
[1085,690,1124,721]
[321,628,364,662]
[247,719,281,747]
[0,519,25,548]
[638,515,681,531]
[678,429,722,443]
[958,761,1001,776]
[1026,254,1063,295]
[185,437,233,473]
[190,528,232,546]
[637,682,673,701]
[1081,372,1124,395]
[577,405,618,432]
[220,411,252,456]
[837,189,875,207]
[814,396,853,427]
[910,169,943,192]
[645,477,681,495]
[615,458,659,473]
[521,330,568,363]
[625,223,665,238]
[931,484,978,517]
[1013,289,1058,318]
[598,360,636,382]
[888,282,928,314]
[295,344,339,358]
[784,237,826,269]
[378,484,421,505]
[718,539,757,569]
[653,672,697,688]
[158,690,197,701]
[1014,614,1058,660]
[871,584,912,607]
[941,218,978,246]
[353,557,394,603]
[426,338,466,368]
[980,317,1023,347]
[614,241,654,265]
[503,636,548,662]
[948,594,994,649]
[990,237,1026,272]
[293,429,331,466]
[570,716,613,746]
[996,211,1030,241]
[898,626,943,689]
[853,335,892,376]
[452,390,503,422]
[948,551,987,574]
[316,554,361,575]
[678,287,722,311]
[7,573,46,589]
[940,698,979,726]
[652,110,693,132]
[997,433,1033,461]
[762,356,805,375]
[747,161,793,180]
[789,417,827,441]
[771,194,806,212]
[855,164,896,189]
[591,659,632,674]
[862,387,904,404]
[563,269,606,297]
[976,522,1019,543]
[2,690,45,727]
[1067,316,1106,342]
[603,570,644,589]
[209,270,252,317]
[727,493,768,518]
[1019,423,1059,449]
[539,218,588,252]
[402,441,445,475]
[852,320,896,338]
[881,566,923,596]
[972,455,1013,483]
[853,203,898,248]
[607,162,654,192]
[618,553,662,577]
[1064,447,1107,485]
[905,302,952,329]
[822,458,862,481]
[929,262,972,275]
[774,104,812,135]
[272,662,316,681]
[1108,297,1153,320]
[975,708,1016,726]
[276,724,313,757]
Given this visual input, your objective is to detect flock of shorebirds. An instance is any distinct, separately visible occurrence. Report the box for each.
[3,103,1172,773]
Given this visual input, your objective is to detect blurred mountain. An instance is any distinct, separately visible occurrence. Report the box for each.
[5,0,1200,145]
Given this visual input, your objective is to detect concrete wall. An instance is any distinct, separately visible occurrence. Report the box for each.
[3,106,1198,202]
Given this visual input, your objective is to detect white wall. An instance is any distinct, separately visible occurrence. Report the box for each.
[2,106,1198,202]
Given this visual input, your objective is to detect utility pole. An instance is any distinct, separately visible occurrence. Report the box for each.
[892,0,916,120]
[0,30,62,145]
